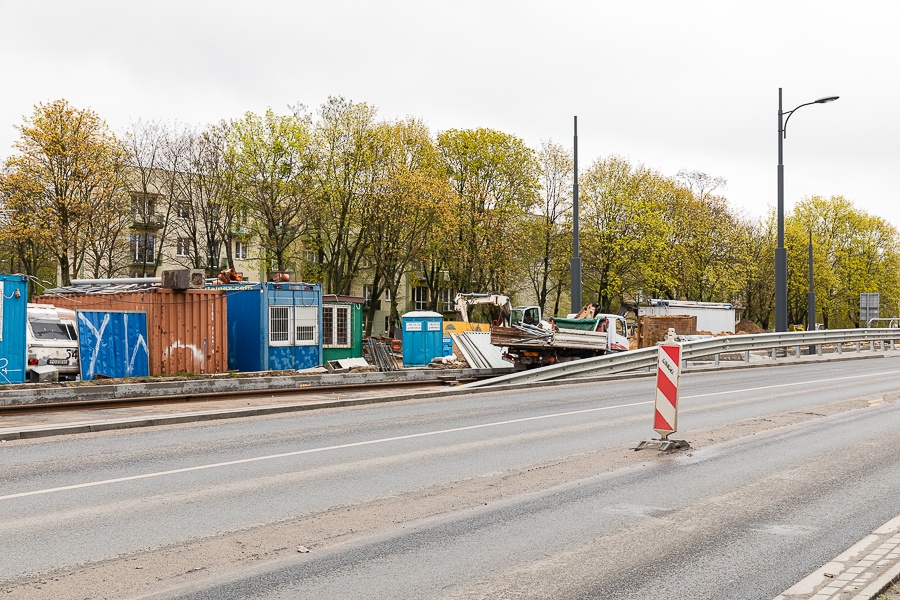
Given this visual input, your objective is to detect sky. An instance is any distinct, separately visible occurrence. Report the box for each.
[1,0,898,228]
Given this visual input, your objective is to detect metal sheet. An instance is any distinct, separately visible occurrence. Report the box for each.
[77,311,149,380]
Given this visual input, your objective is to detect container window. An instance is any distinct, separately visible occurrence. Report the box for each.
[323,305,351,348]
[293,305,318,346]
[269,305,291,346]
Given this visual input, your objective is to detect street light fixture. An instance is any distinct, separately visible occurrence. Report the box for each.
[775,89,838,332]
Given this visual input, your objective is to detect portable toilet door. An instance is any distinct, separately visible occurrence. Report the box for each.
[0,275,28,384]
[401,311,443,366]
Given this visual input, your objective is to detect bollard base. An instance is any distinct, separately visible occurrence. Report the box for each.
[633,438,690,453]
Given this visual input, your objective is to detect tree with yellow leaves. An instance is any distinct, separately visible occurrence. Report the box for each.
[1,99,122,286]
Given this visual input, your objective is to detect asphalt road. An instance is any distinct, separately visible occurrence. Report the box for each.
[2,356,900,599]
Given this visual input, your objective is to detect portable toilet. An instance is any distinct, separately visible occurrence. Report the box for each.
[0,275,28,384]
[401,310,443,366]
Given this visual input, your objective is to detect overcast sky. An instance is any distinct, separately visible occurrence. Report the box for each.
[1,1,898,228]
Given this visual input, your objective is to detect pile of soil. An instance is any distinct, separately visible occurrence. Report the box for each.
[735,319,765,334]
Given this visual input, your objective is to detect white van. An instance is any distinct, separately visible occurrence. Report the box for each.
[26,303,80,380]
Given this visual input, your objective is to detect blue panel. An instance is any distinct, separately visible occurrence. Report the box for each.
[0,275,28,384]
[207,283,265,372]
[77,311,149,380]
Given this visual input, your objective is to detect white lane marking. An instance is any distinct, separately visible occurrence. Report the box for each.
[6,369,898,502]
[682,370,897,399]
[0,400,654,502]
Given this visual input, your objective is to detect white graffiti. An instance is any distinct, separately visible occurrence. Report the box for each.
[164,341,205,363]
[78,312,149,378]
[126,313,149,375]
[79,312,110,380]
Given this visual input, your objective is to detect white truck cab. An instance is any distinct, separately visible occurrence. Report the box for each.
[26,303,80,380]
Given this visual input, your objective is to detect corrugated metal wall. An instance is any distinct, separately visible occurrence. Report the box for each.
[35,289,228,376]
[0,275,28,384]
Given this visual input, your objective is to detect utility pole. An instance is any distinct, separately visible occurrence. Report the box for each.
[571,116,582,314]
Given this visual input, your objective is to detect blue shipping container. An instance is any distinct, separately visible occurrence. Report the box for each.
[401,311,444,366]
[207,282,322,372]
[0,275,28,384]
[77,311,150,380]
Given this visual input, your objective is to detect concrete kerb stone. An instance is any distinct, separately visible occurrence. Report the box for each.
[0,368,504,407]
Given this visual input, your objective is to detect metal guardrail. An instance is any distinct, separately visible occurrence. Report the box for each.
[461,328,900,389]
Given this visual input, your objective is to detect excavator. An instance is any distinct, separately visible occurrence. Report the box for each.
[453,292,513,327]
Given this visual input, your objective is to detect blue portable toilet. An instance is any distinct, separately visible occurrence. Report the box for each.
[207,281,323,372]
[401,311,443,366]
[0,275,28,384]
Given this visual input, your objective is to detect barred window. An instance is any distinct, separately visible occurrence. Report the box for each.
[269,305,291,346]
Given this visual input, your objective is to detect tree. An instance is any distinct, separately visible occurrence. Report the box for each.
[437,128,540,295]
[309,97,380,295]
[170,122,242,275]
[0,166,56,295]
[4,99,121,285]
[519,140,572,317]
[579,157,673,312]
[665,172,745,303]
[365,118,453,334]
[786,196,900,328]
[230,107,315,276]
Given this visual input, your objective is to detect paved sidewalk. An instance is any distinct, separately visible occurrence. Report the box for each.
[774,516,900,599]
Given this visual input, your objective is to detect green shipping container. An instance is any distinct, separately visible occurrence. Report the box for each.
[322,295,364,362]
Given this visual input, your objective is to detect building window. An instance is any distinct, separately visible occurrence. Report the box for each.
[132,193,158,220]
[234,239,248,260]
[176,237,191,258]
[383,287,391,303]
[323,305,351,348]
[363,284,373,309]
[177,202,191,219]
[206,241,221,269]
[439,288,454,313]
[130,234,155,263]
[412,287,429,311]
[268,304,319,347]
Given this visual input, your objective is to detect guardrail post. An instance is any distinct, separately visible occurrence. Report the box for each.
[744,350,750,363]
[714,353,719,366]
[771,348,777,360]
[795,345,801,358]
[856,342,861,353]
[870,341,875,352]
[838,343,842,355]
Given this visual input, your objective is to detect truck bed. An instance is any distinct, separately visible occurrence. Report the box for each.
[490,325,609,351]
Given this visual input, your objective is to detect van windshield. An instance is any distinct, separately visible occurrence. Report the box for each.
[30,319,76,341]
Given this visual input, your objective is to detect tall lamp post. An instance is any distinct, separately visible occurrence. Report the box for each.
[775,89,838,332]
[571,116,582,314]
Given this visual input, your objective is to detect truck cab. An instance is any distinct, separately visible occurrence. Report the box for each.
[26,303,80,380]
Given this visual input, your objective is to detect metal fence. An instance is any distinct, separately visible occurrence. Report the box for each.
[461,328,900,389]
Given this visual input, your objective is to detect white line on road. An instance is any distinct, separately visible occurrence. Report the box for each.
[4,369,897,502]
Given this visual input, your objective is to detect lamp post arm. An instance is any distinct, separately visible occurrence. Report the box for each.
[782,101,820,138]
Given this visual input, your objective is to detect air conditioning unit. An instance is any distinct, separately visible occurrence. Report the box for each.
[162,269,206,290]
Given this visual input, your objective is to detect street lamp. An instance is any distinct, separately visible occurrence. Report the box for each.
[775,89,838,332]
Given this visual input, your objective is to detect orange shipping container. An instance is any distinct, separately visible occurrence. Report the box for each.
[35,289,228,376]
